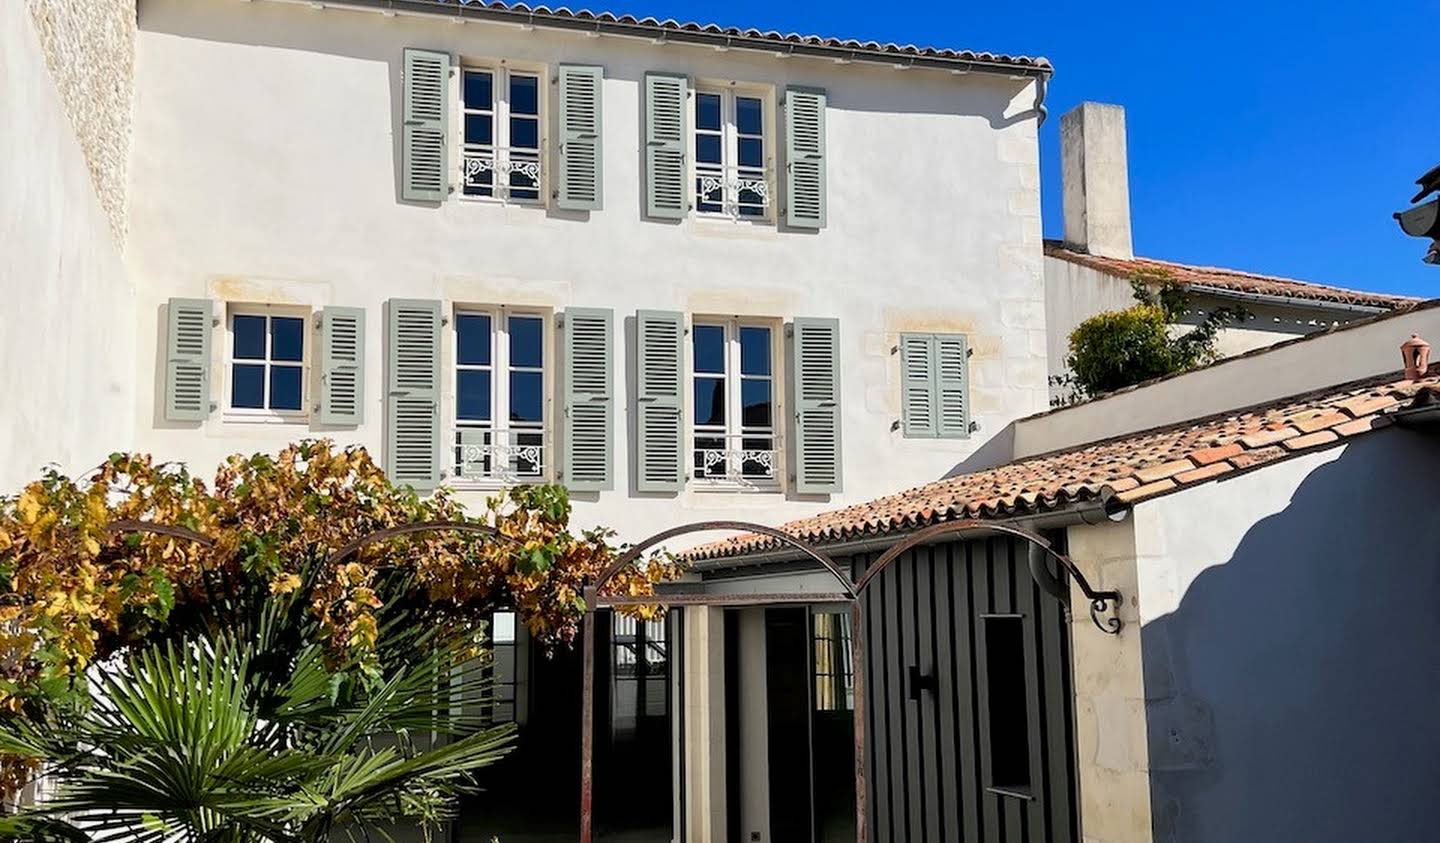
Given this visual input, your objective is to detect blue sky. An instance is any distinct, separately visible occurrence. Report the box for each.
[596,0,1439,297]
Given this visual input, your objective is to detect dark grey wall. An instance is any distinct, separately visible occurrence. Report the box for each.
[1139,431,1440,843]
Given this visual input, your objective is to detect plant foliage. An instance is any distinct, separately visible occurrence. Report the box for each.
[0,441,677,804]
[1052,271,1246,403]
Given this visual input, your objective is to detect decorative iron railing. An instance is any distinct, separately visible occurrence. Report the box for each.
[454,426,545,482]
[694,162,773,218]
[692,432,779,486]
[462,146,544,201]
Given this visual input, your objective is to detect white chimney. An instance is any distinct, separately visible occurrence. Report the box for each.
[1061,102,1134,260]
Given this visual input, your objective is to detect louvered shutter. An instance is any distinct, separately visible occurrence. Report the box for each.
[402,48,450,202]
[791,317,842,494]
[934,334,971,438]
[899,333,936,437]
[557,65,604,211]
[635,310,684,492]
[784,87,827,230]
[644,73,688,220]
[319,306,365,426]
[164,298,213,422]
[562,308,614,491]
[384,299,442,491]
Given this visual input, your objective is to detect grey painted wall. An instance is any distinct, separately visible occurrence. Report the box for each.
[1134,432,1440,842]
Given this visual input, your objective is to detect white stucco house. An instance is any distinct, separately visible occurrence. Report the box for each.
[1045,102,1418,401]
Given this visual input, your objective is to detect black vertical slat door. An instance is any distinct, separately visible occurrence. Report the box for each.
[853,536,1078,843]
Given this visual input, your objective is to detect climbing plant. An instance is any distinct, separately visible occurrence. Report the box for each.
[0,440,677,801]
[1051,270,1246,404]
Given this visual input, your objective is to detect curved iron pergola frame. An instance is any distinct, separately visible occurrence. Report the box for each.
[97,515,1123,843]
[580,518,1122,843]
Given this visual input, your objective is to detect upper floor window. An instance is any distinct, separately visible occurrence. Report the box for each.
[227,307,307,421]
[694,88,771,220]
[461,66,543,203]
[454,308,548,484]
[899,333,972,439]
[692,318,779,489]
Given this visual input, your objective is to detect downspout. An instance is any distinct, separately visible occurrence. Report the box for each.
[1034,75,1049,127]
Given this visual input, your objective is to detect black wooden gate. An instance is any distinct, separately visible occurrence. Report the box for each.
[848,535,1079,843]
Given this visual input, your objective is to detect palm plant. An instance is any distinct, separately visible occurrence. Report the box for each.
[0,591,515,843]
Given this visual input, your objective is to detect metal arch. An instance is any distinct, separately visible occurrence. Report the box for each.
[105,519,216,546]
[853,519,1124,635]
[323,520,518,567]
[593,519,857,604]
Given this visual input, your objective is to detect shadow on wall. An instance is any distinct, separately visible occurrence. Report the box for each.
[1140,432,1440,843]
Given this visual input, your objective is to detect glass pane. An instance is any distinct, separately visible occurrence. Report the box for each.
[738,136,764,169]
[456,314,492,366]
[269,365,303,411]
[509,316,544,368]
[510,74,539,115]
[492,611,517,644]
[694,377,725,427]
[233,315,266,360]
[739,326,771,375]
[736,96,763,135]
[494,645,516,685]
[457,370,492,421]
[692,324,725,374]
[463,164,493,197]
[464,71,493,111]
[695,92,722,131]
[695,133,722,165]
[645,677,667,717]
[510,116,539,150]
[464,113,494,146]
[231,364,265,409]
[270,317,304,362]
[510,371,544,423]
[741,379,772,427]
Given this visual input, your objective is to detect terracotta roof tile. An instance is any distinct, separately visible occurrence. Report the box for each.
[1044,240,1418,310]
[684,366,1440,562]
[363,1,1052,74]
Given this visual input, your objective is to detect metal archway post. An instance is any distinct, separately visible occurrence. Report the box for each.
[579,517,1122,843]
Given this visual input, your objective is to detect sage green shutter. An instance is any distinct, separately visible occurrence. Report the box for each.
[402,48,450,202]
[635,310,684,492]
[319,306,365,426]
[163,298,213,422]
[557,65,603,211]
[899,333,936,437]
[934,334,971,438]
[384,299,442,491]
[562,308,614,491]
[644,73,688,220]
[791,317,841,493]
[783,87,827,229]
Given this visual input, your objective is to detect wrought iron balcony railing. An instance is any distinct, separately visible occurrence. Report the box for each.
[694,162,773,219]
[462,146,544,201]
[454,426,545,483]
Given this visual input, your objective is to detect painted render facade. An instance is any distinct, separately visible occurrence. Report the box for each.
[123,0,1052,540]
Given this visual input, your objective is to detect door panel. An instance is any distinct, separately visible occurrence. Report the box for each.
[852,537,1078,843]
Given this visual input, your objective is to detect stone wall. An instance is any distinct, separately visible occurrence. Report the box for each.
[26,0,135,247]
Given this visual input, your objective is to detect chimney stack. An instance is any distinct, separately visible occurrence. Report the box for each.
[1061,102,1134,260]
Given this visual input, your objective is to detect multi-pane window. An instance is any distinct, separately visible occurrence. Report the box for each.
[611,614,668,740]
[694,89,770,218]
[486,611,518,723]
[813,611,854,712]
[692,320,778,487]
[454,309,546,482]
[228,310,305,416]
[461,68,542,202]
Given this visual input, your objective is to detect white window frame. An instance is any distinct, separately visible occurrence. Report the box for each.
[448,304,553,488]
[223,304,311,425]
[691,83,775,223]
[688,316,783,492]
[457,61,547,206]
